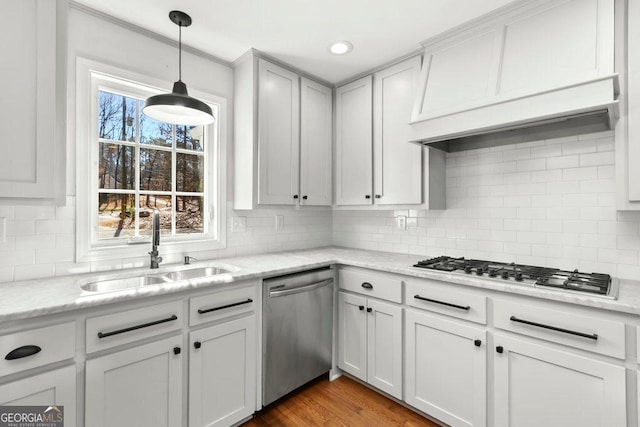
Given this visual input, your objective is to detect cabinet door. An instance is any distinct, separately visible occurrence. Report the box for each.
[300,77,332,206]
[335,75,373,205]
[257,59,300,205]
[0,0,60,200]
[494,334,626,427]
[373,56,423,205]
[405,310,486,427]
[0,365,76,427]
[337,292,367,381]
[85,336,183,427]
[367,299,403,399]
[189,316,256,427]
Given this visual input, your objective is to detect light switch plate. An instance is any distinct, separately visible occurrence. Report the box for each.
[231,216,247,233]
[396,215,407,231]
[275,215,284,231]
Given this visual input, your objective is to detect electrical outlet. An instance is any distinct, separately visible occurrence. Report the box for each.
[275,215,284,231]
[396,215,407,231]
[231,216,247,233]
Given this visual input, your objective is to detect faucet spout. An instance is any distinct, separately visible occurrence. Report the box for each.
[149,210,162,269]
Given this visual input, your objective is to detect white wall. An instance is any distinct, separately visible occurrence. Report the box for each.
[334,130,640,280]
[0,6,331,282]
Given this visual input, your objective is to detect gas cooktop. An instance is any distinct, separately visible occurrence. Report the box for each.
[413,256,615,298]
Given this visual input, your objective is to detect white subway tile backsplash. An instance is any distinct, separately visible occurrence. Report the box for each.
[333,133,640,280]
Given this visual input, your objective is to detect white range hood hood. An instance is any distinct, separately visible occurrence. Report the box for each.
[408,0,617,149]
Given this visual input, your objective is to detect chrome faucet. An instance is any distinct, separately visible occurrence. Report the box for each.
[149,210,162,269]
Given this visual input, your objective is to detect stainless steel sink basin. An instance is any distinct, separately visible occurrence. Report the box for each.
[80,275,170,293]
[164,267,231,281]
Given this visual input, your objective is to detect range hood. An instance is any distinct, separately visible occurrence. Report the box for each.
[407,0,617,151]
[409,76,619,151]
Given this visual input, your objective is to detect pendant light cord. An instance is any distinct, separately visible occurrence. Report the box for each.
[178,23,182,82]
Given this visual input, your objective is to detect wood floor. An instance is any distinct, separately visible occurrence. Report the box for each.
[242,376,441,427]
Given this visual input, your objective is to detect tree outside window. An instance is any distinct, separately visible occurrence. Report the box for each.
[98,90,206,240]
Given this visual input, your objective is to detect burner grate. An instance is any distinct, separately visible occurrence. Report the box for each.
[413,256,611,296]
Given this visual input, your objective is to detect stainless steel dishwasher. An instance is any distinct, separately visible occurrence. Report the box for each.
[262,267,333,406]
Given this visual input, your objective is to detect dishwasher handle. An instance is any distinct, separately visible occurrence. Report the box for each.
[268,278,333,298]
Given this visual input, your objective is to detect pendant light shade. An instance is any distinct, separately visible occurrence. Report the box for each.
[143,11,214,126]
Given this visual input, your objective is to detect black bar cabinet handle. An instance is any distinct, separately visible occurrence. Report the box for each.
[365,195,371,199]
[293,195,299,199]
[509,316,598,340]
[5,345,42,360]
[302,195,308,200]
[198,299,253,315]
[361,282,373,289]
[97,314,178,339]
[414,295,470,311]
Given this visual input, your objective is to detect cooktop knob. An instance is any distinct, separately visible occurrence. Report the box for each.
[515,272,523,281]
[501,271,509,279]
[464,266,473,274]
[488,269,497,277]
[476,269,484,276]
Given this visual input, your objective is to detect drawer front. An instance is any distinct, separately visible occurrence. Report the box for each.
[190,285,257,327]
[1,322,75,376]
[338,267,402,303]
[405,279,487,324]
[493,299,625,359]
[86,300,183,354]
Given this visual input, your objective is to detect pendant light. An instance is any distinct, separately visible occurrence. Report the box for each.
[143,10,214,126]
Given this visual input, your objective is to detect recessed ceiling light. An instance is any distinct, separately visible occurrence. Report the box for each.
[329,41,353,55]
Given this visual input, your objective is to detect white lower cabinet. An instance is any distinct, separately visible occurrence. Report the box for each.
[85,336,183,427]
[189,315,256,427]
[0,365,76,427]
[493,334,626,427]
[405,309,486,427]
[337,291,402,399]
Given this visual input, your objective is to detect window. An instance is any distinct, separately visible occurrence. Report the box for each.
[76,59,227,262]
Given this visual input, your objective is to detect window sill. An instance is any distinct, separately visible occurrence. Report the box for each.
[76,237,226,263]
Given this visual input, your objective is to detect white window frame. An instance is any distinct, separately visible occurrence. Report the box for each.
[75,57,227,262]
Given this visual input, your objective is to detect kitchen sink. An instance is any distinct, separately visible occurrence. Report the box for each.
[79,264,235,293]
[80,275,170,293]
[163,267,231,282]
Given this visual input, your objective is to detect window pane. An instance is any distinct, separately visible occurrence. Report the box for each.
[140,109,173,147]
[140,148,172,191]
[98,193,135,239]
[176,125,204,152]
[176,196,204,234]
[98,91,136,142]
[176,153,204,192]
[139,195,172,236]
[99,143,134,190]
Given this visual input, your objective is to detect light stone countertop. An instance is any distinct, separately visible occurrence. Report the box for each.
[1,246,640,323]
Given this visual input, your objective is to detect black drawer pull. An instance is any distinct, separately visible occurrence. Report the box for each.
[173,346,181,355]
[510,316,598,340]
[5,345,42,360]
[358,305,365,311]
[496,345,504,353]
[414,295,470,311]
[97,315,178,339]
[361,282,373,289]
[474,339,482,347]
[194,341,202,349]
[197,299,253,315]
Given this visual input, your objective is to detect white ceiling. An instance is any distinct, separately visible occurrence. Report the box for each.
[74,0,519,83]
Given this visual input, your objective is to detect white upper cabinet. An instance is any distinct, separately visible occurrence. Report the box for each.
[618,0,640,208]
[373,57,423,205]
[300,77,332,206]
[335,75,374,206]
[257,59,300,205]
[0,0,65,202]
[234,53,332,208]
[410,0,616,144]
